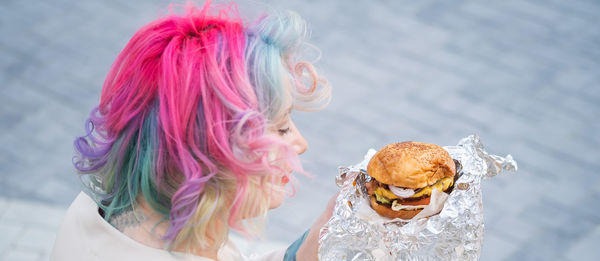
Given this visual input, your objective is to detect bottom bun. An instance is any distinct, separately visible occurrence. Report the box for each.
[369,196,423,219]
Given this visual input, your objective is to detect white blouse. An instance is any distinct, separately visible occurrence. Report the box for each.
[50,192,286,261]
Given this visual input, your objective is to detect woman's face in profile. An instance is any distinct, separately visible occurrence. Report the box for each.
[267,115,308,209]
[263,71,309,209]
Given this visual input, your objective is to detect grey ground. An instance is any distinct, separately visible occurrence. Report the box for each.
[1,0,599,260]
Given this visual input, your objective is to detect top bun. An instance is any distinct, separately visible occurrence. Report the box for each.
[367,142,456,189]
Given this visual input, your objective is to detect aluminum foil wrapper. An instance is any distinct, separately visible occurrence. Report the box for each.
[319,134,517,260]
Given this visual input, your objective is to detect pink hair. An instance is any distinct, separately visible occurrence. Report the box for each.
[74,0,330,251]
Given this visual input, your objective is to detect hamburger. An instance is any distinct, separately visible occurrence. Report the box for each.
[365,141,456,219]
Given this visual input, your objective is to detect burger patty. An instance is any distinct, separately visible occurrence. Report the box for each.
[366,177,454,206]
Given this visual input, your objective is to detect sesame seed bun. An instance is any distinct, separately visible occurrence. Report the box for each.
[367,142,456,189]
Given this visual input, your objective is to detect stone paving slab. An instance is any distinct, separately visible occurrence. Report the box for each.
[0,198,66,261]
[1,0,599,260]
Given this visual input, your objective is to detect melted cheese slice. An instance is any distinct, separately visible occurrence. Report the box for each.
[412,176,454,198]
[375,186,400,200]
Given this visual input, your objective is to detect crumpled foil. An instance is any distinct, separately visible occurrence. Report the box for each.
[318,134,518,261]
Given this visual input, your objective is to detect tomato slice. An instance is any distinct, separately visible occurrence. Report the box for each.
[401,197,430,206]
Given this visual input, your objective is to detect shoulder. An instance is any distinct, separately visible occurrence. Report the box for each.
[50,192,215,261]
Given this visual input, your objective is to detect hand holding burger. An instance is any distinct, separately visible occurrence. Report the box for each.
[365,141,456,219]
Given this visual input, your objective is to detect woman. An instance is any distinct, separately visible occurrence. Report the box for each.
[50,1,333,260]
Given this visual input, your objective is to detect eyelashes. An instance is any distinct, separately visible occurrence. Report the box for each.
[277,127,291,135]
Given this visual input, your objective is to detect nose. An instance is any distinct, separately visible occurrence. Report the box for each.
[293,133,308,155]
[290,121,308,155]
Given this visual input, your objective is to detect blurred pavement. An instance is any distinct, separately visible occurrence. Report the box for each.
[1,0,599,260]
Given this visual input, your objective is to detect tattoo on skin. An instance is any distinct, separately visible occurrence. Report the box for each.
[109,207,148,231]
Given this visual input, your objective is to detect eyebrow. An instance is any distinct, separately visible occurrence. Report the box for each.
[273,107,293,129]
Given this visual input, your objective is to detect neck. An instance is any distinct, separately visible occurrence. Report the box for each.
[116,194,225,260]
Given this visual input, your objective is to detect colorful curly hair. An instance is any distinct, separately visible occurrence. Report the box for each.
[73,0,330,252]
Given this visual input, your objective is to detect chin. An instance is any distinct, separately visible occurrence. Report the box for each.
[268,199,284,210]
[268,187,286,209]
